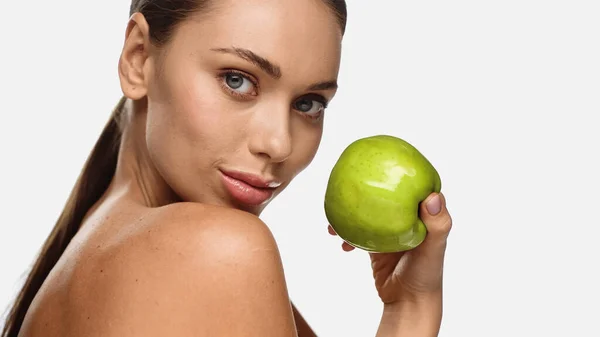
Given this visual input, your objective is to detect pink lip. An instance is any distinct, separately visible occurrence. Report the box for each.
[219,169,282,189]
[219,169,281,206]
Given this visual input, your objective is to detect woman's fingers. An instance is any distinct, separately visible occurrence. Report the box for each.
[342,242,355,251]
[327,225,356,251]
[328,224,337,236]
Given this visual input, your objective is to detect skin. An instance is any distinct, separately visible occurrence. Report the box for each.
[16,0,453,336]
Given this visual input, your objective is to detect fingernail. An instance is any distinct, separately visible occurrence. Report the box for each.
[426,194,442,215]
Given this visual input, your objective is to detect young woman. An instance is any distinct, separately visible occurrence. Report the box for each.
[2,0,453,336]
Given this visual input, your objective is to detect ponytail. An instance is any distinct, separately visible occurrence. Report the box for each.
[1,96,127,337]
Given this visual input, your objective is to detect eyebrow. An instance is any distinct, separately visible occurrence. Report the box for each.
[308,80,338,91]
[211,47,282,79]
[211,46,338,91]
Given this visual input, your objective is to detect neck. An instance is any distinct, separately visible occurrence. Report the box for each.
[109,98,180,208]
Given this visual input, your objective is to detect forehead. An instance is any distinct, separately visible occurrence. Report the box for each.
[170,0,343,79]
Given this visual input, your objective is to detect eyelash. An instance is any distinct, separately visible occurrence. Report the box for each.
[217,70,328,121]
[217,69,259,99]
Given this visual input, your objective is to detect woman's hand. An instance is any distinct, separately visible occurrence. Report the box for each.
[328,192,452,305]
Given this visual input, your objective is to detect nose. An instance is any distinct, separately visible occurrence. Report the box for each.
[247,103,292,163]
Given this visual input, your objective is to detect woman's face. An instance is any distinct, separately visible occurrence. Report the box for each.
[137,0,343,214]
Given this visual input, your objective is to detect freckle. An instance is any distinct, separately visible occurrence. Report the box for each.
[87,316,90,320]
[100,269,103,273]
[135,279,139,283]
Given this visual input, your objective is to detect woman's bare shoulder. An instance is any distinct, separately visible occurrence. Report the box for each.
[150,202,279,250]
[83,202,297,337]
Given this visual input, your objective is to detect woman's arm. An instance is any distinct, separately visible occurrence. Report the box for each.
[291,297,442,337]
[292,303,317,337]
[375,294,443,337]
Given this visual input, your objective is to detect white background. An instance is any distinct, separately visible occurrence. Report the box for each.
[1,0,599,336]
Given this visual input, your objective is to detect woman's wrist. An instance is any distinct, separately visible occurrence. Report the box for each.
[375,292,443,337]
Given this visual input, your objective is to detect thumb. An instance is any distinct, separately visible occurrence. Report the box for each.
[397,193,452,295]
[419,192,452,242]
[408,192,452,266]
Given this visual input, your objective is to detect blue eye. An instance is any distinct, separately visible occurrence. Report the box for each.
[223,72,256,95]
[226,74,244,89]
[293,96,326,116]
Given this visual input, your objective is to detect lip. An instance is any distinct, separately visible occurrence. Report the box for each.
[219,169,281,206]
[219,169,282,189]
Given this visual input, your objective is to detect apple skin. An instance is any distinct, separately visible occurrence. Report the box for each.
[324,135,442,253]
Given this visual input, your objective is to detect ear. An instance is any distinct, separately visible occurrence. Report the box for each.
[118,13,152,100]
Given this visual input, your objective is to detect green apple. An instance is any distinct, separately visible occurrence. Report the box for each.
[324,135,441,253]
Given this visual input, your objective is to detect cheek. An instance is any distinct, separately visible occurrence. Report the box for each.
[152,70,237,149]
[287,121,324,175]
[177,75,250,155]
[145,70,237,183]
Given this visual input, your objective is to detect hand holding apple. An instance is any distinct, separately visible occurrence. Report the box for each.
[325,135,453,307]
